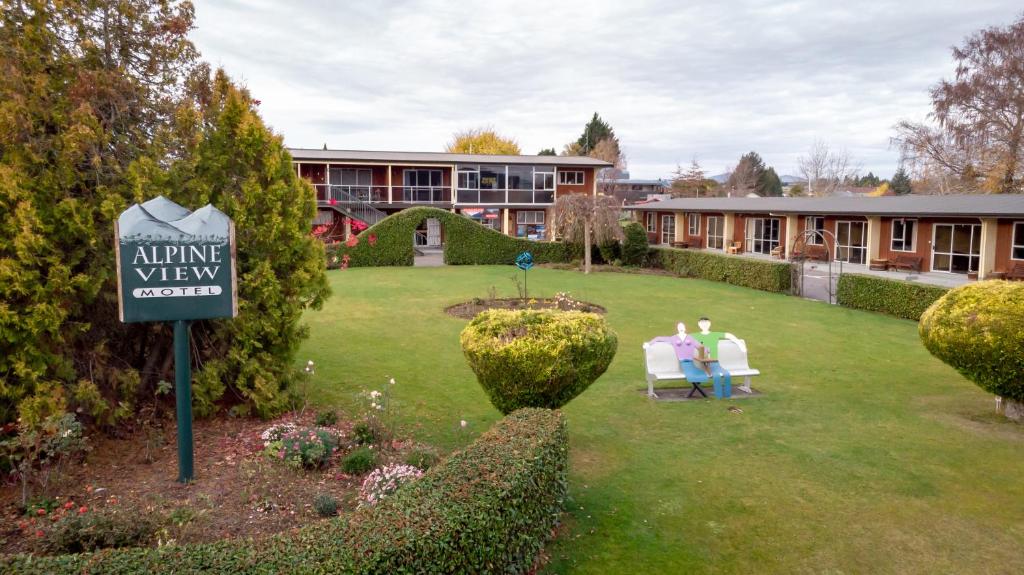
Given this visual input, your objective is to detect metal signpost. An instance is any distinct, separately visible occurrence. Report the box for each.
[516,251,534,298]
[115,197,237,482]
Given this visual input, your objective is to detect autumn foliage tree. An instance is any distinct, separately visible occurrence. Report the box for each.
[445,127,521,155]
[0,0,329,426]
[895,15,1024,194]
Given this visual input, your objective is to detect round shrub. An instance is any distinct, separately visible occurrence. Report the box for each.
[919,281,1024,404]
[621,222,649,266]
[460,310,618,414]
[341,446,377,475]
[312,493,338,517]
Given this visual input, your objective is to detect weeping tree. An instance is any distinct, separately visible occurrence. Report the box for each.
[552,194,623,274]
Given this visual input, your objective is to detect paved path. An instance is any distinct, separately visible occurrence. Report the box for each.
[414,248,444,267]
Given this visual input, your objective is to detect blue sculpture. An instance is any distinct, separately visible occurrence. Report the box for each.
[515,251,533,299]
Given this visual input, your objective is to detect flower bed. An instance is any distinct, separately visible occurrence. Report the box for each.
[445,293,606,320]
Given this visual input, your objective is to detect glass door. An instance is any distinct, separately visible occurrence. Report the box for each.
[931,224,980,273]
[745,218,780,254]
[836,221,867,264]
[660,215,675,245]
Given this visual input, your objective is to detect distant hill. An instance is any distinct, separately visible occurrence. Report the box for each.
[709,173,804,185]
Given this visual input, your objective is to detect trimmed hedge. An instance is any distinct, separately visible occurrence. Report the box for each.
[836,273,949,320]
[651,246,793,293]
[0,408,568,574]
[919,281,1024,401]
[461,310,618,414]
[326,207,570,267]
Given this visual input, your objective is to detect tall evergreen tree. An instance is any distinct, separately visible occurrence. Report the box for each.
[0,0,329,425]
[727,151,766,194]
[891,167,913,195]
[576,112,617,154]
[758,167,784,197]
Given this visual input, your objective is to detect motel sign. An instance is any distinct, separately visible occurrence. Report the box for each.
[115,196,237,482]
[116,196,237,323]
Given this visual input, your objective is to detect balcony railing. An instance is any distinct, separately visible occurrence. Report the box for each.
[311,184,555,205]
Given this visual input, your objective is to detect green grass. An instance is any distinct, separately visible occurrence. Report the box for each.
[299,266,1024,574]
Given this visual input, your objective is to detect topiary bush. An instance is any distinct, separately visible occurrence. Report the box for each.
[837,273,949,320]
[919,281,1024,421]
[651,246,793,293]
[460,310,618,414]
[325,207,571,268]
[621,221,649,266]
[1,408,567,574]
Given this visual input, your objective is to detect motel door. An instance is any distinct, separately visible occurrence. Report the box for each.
[426,218,441,247]
[836,221,867,264]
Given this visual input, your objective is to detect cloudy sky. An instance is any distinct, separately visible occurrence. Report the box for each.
[192,0,1020,179]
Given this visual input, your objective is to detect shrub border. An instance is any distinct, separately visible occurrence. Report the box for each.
[1,408,568,574]
[836,273,950,320]
[649,246,793,293]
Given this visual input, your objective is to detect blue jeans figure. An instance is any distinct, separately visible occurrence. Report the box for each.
[709,362,732,398]
[680,360,709,397]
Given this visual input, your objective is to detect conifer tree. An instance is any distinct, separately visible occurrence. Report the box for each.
[891,167,913,195]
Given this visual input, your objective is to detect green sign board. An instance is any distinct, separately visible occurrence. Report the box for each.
[116,196,237,323]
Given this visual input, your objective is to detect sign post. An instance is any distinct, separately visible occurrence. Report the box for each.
[116,197,237,483]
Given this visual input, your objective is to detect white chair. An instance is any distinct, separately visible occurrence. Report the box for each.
[717,339,759,393]
[643,342,686,398]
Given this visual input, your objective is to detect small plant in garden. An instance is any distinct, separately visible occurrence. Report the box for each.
[313,493,338,517]
[265,427,339,469]
[403,447,439,471]
[358,463,423,506]
[460,309,618,414]
[359,377,398,440]
[260,422,298,447]
[341,446,377,475]
[1,413,88,508]
[315,410,338,427]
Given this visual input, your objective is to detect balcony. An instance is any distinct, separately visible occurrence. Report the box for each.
[455,188,555,205]
[311,184,554,206]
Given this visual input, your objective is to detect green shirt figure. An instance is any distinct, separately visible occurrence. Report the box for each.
[692,317,743,360]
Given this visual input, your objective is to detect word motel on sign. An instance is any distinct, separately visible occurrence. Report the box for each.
[133,286,223,298]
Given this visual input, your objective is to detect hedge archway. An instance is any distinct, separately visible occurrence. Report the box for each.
[325,207,571,268]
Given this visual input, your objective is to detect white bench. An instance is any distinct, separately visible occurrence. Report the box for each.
[643,342,686,398]
[717,339,759,394]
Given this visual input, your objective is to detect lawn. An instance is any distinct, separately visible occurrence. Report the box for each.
[299,265,1024,574]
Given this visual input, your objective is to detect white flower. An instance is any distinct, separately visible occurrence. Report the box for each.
[388,377,395,385]
[370,402,378,410]
[370,390,382,399]
[460,420,468,428]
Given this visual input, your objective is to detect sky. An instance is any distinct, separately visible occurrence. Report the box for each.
[191,0,1021,180]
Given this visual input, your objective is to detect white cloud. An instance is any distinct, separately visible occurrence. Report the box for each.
[192,0,1020,178]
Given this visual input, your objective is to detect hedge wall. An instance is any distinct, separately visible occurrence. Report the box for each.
[836,273,950,320]
[1,408,568,574]
[650,246,793,293]
[325,207,570,267]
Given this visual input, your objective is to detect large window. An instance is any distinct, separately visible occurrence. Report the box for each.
[1013,222,1024,260]
[707,216,724,250]
[891,219,916,252]
[687,213,701,236]
[805,216,825,245]
[559,170,584,185]
[516,210,546,240]
[836,221,867,264]
[932,223,980,273]
[328,168,372,201]
[645,212,656,233]
[402,169,444,202]
[745,218,780,254]
[660,214,675,245]
[456,164,555,204]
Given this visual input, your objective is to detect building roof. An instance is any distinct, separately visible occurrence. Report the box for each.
[288,148,613,167]
[625,195,1024,218]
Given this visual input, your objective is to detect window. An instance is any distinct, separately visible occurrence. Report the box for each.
[516,210,546,240]
[402,169,444,202]
[533,171,554,190]
[805,216,825,245]
[836,221,867,264]
[745,218,780,254]
[687,213,701,236]
[707,216,724,250]
[932,223,981,273]
[660,214,675,245]
[645,212,656,233]
[891,219,916,252]
[1014,222,1024,260]
[456,164,554,204]
[559,170,584,185]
